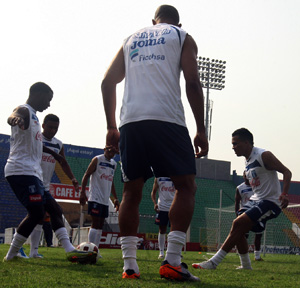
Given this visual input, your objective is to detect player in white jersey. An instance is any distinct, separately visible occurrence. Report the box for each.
[151,177,176,259]
[102,5,208,281]
[235,171,264,261]
[80,146,119,257]
[193,128,291,271]
[4,83,91,263]
[21,114,80,258]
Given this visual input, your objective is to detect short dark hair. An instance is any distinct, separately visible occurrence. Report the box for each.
[232,128,254,145]
[29,82,53,96]
[43,114,59,124]
[154,5,180,25]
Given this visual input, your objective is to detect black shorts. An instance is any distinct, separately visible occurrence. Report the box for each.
[154,211,170,227]
[119,120,196,182]
[88,201,109,218]
[238,200,281,233]
[6,175,53,208]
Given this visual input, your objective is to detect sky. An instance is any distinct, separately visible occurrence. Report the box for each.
[1,0,300,181]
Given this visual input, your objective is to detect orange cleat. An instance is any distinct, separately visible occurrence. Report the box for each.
[122,269,140,279]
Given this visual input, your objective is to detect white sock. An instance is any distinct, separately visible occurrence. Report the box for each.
[121,236,139,273]
[88,228,98,245]
[165,231,185,266]
[96,230,102,251]
[254,250,261,260]
[88,228,102,252]
[30,224,43,257]
[158,233,165,256]
[6,233,27,260]
[54,227,75,253]
[239,253,252,269]
[209,249,227,266]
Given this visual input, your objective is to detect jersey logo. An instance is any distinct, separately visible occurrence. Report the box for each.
[246,160,261,171]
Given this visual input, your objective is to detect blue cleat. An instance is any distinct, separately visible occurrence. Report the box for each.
[17,247,29,259]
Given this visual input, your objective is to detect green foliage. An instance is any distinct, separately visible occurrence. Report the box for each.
[1,245,300,288]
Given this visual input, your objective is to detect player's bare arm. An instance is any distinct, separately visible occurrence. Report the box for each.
[80,157,98,206]
[180,34,208,158]
[235,189,242,216]
[262,151,292,208]
[110,183,119,212]
[101,47,125,151]
[43,146,64,164]
[59,145,79,191]
[7,106,30,130]
[151,178,159,212]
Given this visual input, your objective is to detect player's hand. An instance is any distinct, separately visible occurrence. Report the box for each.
[114,199,120,212]
[79,193,87,206]
[154,204,159,213]
[106,128,120,154]
[72,178,79,192]
[194,131,209,158]
[279,193,289,209]
[11,117,25,130]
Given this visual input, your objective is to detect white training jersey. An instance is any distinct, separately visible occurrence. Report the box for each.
[245,147,282,207]
[157,177,176,212]
[237,182,253,208]
[5,104,43,180]
[88,154,117,206]
[120,23,187,128]
[41,135,62,190]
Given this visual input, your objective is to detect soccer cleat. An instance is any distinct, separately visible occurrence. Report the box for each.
[192,260,216,270]
[159,260,200,282]
[17,247,29,259]
[236,265,252,270]
[122,269,140,279]
[66,249,97,264]
[158,254,164,259]
[254,257,264,261]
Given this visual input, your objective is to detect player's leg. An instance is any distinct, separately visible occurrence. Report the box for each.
[44,197,75,253]
[5,176,45,261]
[193,213,253,270]
[158,224,167,259]
[29,221,44,258]
[164,174,195,266]
[254,233,263,260]
[119,178,144,278]
[89,216,105,246]
[43,221,53,247]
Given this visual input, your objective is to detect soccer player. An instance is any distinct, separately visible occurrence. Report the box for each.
[102,5,208,281]
[79,146,119,257]
[193,128,291,270]
[235,171,264,261]
[25,113,81,258]
[4,83,90,263]
[151,177,176,259]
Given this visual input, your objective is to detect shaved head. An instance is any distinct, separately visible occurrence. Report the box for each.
[154,5,180,25]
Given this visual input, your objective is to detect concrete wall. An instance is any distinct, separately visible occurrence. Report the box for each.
[196,158,231,181]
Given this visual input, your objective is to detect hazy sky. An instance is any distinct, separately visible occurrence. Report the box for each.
[1,0,299,181]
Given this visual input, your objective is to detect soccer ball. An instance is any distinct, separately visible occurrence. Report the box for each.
[76,242,99,264]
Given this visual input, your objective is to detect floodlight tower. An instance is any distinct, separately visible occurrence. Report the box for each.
[198,57,226,142]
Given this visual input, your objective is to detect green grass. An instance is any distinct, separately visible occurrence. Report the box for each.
[1,244,300,288]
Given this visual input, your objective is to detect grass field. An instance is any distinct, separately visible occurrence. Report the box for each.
[1,244,299,288]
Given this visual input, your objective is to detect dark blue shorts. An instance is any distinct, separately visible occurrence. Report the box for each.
[6,175,53,208]
[238,200,281,233]
[88,201,109,218]
[119,120,196,182]
[154,210,170,227]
